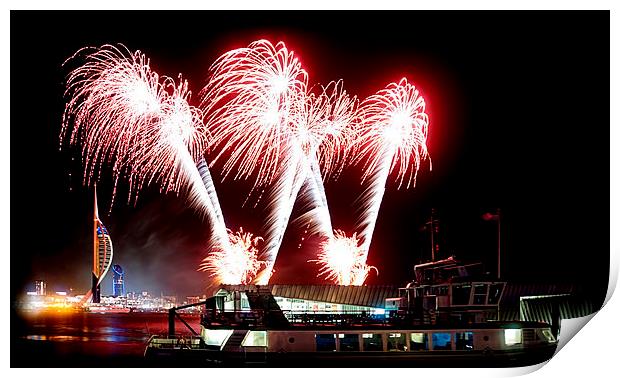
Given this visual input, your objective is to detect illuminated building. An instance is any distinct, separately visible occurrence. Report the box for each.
[35,280,47,296]
[112,264,125,297]
[216,285,392,317]
[92,186,113,303]
[186,296,200,305]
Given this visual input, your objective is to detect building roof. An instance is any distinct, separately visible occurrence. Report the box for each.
[218,284,399,308]
[498,283,595,321]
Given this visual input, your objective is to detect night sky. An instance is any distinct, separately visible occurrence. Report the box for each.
[10,11,609,303]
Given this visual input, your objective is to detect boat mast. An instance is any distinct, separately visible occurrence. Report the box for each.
[430,209,434,261]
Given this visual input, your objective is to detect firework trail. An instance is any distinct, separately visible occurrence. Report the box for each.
[354,77,430,267]
[61,44,231,253]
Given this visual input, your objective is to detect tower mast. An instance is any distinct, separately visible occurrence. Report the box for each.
[93,185,98,276]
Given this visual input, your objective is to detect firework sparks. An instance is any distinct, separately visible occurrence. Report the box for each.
[201,40,308,190]
[353,78,430,276]
[61,44,230,251]
[200,228,266,285]
[310,230,377,285]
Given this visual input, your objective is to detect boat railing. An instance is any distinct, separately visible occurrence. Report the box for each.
[201,308,395,328]
[283,310,391,326]
[146,334,205,350]
[202,309,269,328]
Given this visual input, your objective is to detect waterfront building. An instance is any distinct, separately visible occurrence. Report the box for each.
[161,295,177,308]
[34,280,46,296]
[112,264,125,297]
[186,296,200,305]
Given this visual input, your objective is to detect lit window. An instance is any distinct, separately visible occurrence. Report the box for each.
[387,333,406,351]
[432,332,452,350]
[410,333,428,351]
[242,331,267,347]
[455,332,474,350]
[203,329,233,346]
[504,329,522,346]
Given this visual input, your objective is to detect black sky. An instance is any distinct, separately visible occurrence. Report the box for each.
[10,11,609,302]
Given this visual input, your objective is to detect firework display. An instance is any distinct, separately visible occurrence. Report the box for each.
[351,78,430,275]
[201,41,361,284]
[61,45,213,216]
[62,40,430,287]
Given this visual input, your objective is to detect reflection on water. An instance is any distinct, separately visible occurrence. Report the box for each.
[13,312,201,366]
[26,335,90,342]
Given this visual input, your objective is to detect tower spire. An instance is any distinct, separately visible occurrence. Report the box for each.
[94,183,99,220]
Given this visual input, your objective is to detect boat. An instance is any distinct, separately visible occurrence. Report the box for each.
[144,257,558,367]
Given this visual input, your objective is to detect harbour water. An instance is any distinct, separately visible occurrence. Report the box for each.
[12,311,201,367]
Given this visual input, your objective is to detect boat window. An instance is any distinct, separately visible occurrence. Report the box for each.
[241,331,267,347]
[452,285,471,305]
[315,334,337,352]
[488,283,504,304]
[541,329,556,342]
[410,333,428,351]
[204,329,233,347]
[387,333,407,351]
[432,332,452,350]
[362,333,383,351]
[473,284,488,305]
[338,334,360,351]
[504,329,522,346]
[455,332,474,350]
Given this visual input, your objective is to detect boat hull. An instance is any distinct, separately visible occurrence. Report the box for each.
[144,344,557,367]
